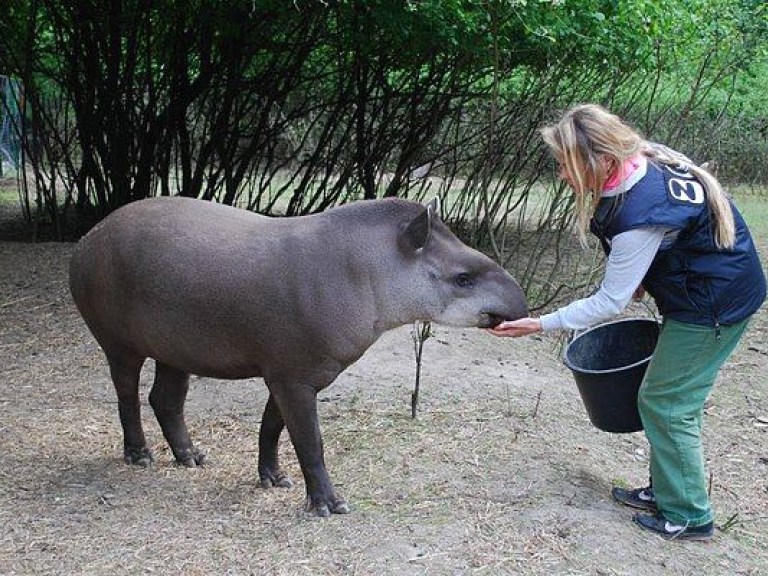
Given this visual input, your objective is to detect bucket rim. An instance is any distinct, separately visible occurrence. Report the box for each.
[563,317,660,375]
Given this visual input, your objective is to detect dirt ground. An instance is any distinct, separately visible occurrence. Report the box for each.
[1,197,767,575]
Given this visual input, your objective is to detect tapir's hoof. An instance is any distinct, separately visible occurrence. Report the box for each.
[259,470,294,489]
[304,495,350,517]
[124,446,153,467]
[175,447,206,468]
[331,501,351,515]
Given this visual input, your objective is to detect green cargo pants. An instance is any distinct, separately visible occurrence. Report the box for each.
[638,317,749,527]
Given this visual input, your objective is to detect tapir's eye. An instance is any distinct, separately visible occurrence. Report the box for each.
[455,273,474,288]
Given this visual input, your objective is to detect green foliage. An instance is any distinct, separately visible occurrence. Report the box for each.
[0,0,766,245]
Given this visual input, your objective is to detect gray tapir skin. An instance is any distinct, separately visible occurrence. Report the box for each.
[69,196,528,516]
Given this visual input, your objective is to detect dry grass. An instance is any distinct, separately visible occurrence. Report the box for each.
[1,196,768,575]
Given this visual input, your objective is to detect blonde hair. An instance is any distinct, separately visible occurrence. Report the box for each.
[540,104,735,249]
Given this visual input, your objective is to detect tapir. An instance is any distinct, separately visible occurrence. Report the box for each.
[69,196,528,516]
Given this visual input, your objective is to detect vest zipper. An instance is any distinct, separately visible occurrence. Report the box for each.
[705,277,721,339]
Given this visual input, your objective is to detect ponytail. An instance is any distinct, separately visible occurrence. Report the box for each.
[644,144,736,249]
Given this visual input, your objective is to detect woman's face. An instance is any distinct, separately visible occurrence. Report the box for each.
[556,152,615,195]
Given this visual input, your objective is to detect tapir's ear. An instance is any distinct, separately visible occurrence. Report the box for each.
[400,201,435,252]
[427,197,440,217]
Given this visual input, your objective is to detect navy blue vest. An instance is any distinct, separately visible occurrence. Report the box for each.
[590,162,766,327]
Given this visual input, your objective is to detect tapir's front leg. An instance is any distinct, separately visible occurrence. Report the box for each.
[267,380,349,517]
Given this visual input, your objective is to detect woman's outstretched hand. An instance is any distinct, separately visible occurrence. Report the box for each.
[488,317,542,338]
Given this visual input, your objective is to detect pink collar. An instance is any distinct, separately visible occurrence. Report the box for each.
[603,154,645,192]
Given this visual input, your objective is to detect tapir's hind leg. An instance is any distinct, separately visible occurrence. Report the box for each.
[107,352,152,466]
[258,393,293,489]
[149,361,205,467]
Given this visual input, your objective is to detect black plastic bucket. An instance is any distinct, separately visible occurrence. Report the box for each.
[564,318,660,433]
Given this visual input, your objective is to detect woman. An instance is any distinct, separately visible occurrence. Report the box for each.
[491,104,766,540]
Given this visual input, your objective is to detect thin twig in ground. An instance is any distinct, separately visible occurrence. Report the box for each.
[531,390,542,419]
[1,295,34,308]
[719,513,740,532]
[410,321,433,419]
[719,513,768,533]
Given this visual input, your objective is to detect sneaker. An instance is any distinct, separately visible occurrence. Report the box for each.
[633,512,714,541]
[612,486,657,512]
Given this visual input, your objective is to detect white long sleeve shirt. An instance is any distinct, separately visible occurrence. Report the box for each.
[539,227,667,331]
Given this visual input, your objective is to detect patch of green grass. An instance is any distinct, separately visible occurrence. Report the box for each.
[610,477,630,489]
[731,188,768,236]
[0,187,19,205]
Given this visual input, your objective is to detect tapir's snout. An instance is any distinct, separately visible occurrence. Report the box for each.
[480,303,529,329]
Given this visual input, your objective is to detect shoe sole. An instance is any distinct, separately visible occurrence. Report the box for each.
[666,533,714,542]
[611,491,657,512]
[632,514,714,541]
